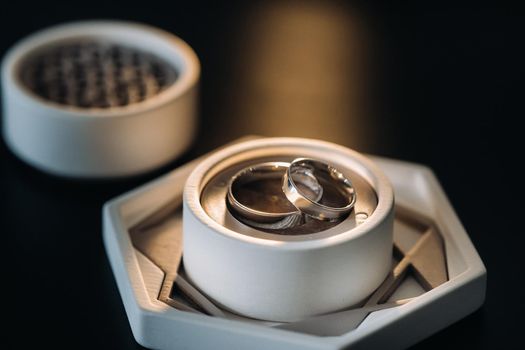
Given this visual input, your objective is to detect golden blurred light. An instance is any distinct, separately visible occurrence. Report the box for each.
[229,1,370,148]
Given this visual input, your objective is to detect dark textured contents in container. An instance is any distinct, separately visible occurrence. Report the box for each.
[18,40,178,108]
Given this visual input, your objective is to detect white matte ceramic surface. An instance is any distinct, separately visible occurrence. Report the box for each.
[1,20,199,178]
[183,138,395,322]
[102,147,486,350]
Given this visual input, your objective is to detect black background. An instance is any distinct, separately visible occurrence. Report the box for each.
[2,1,523,349]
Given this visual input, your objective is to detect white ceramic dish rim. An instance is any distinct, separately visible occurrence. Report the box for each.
[183,137,395,251]
[1,20,200,119]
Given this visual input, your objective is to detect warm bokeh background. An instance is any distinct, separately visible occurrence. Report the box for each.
[2,1,523,348]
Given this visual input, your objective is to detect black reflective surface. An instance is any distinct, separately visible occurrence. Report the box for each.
[2,2,523,348]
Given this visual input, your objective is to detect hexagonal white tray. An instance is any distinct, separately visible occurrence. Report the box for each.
[103,147,486,350]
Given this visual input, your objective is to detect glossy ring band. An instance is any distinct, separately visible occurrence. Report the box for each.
[283,158,356,221]
[227,162,323,230]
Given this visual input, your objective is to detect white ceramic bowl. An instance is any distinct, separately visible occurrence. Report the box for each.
[2,20,199,178]
[183,137,394,322]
